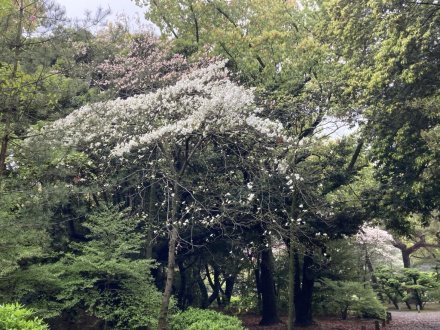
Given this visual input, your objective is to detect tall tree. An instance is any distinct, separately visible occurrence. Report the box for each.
[40,61,286,330]
[133,1,351,326]
[324,0,440,231]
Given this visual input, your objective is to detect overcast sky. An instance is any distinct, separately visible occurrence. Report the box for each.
[56,0,146,21]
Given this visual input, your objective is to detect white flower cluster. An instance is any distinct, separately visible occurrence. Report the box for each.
[245,115,284,138]
[44,62,285,159]
[356,225,401,263]
[356,225,394,245]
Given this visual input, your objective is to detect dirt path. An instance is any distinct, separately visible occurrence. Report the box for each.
[240,311,440,330]
[388,311,440,330]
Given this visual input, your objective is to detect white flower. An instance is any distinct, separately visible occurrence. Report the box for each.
[41,62,285,162]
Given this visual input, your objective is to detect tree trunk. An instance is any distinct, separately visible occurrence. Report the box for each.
[287,238,295,330]
[206,264,221,306]
[196,269,209,308]
[388,295,399,310]
[259,247,281,325]
[157,225,178,330]
[287,195,298,330]
[402,250,411,268]
[294,252,315,326]
[0,131,9,177]
[0,1,24,178]
[365,253,378,283]
[145,182,156,259]
[255,258,262,312]
[177,261,187,309]
[224,273,235,305]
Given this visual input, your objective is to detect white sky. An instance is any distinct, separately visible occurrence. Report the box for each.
[56,0,146,22]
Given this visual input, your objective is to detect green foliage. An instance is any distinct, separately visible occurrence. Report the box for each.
[401,268,440,307]
[0,208,165,329]
[316,238,364,281]
[0,303,48,330]
[324,0,440,231]
[227,295,258,314]
[375,267,440,309]
[1,1,439,327]
[375,267,406,308]
[45,208,165,328]
[0,176,54,277]
[0,0,12,13]
[170,308,244,330]
[315,280,386,320]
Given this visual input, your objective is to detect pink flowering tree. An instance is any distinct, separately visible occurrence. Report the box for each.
[93,32,187,98]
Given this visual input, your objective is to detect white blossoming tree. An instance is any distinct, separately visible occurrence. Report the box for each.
[41,61,285,330]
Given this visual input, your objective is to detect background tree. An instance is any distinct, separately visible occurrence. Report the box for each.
[324,0,440,231]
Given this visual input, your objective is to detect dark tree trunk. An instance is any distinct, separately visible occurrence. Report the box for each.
[386,294,400,310]
[157,225,178,330]
[365,253,378,283]
[177,261,187,309]
[145,182,156,259]
[0,132,9,177]
[224,273,235,305]
[402,250,411,268]
[294,252,315,326]
[197,269,209,308]
[365,252,385,302]
[259,247,281,325]
[213,266,222,306]
[206,265,221,306]
[255,255,262,311]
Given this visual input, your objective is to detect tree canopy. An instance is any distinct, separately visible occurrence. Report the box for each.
[0,1,439,330]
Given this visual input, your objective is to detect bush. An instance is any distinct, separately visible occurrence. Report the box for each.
[402,268,440,308]
[0,208,166,329]
[226,296,258,314]
[170,308,244,330]
[0,303,49,330]
[315,280,386,320]
[375,267,440,309]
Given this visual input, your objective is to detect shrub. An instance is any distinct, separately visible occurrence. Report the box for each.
[0,208,166,329]
[0,303,49,330]
[375,267,440,309]
[315,280,386,320]
[226,295,258,314]
[170,308,244,330]
[402,268,440,308]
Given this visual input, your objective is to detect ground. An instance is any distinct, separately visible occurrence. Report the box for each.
[241,315,376,330]
[388,311,440,330]
[240,305,440,330]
